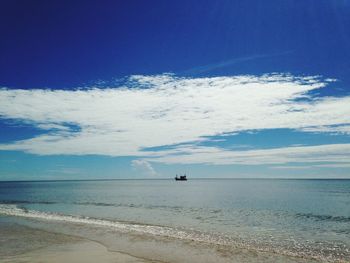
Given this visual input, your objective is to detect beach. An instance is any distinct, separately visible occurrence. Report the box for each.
[0,221,150,263]
[0,179,349,263]
[0,218,320,263]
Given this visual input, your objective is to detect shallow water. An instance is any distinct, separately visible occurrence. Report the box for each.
[0,179,349,262]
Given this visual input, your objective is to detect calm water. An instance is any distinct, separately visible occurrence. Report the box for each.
[0,179,349,261]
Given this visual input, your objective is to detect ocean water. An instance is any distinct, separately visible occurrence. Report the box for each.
[0,179,349,262]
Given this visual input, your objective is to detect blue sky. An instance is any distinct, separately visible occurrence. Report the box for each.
[0,0,350,180]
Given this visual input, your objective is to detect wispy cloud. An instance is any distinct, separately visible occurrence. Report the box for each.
[182,51,293,75]
[0,73,349,166]
[131,160,157,176]
[301,124,350,135]
[145,143,350,165]
[270,165,312,170]
[271,163,350,169]
[47,167,83,175]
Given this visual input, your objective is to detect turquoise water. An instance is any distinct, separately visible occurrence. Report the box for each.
[0,179,349,261]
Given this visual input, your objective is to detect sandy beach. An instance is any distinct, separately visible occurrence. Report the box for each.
[0,222,152,263]
[0,217,321,263]
[1,241,152,263]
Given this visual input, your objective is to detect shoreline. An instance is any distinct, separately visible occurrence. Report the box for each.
[1,204,348,262]
[0,216,323,263]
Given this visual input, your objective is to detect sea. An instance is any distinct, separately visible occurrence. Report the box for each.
[0,179,349,262]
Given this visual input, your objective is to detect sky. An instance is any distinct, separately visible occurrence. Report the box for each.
[0,0,350,180]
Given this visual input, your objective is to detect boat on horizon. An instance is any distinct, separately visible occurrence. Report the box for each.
[175,174,187,181]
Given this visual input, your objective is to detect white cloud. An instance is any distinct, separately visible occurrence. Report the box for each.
[36,123,72,131]
[0,73,349,166]
[47,167,82,175]
[270,165,312,170]
[271,163,350,169]
[145,143,350,165]
[131,160,157,176]
[301,125,350,135]
[309,163,350,168]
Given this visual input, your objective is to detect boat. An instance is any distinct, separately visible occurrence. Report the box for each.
[175,174,187,181]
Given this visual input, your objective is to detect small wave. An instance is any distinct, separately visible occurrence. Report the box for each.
[75,201,143,209]
[295,212,350,223]
[74,201,184,211]
[0,204,218,243]
[0,200,57,205]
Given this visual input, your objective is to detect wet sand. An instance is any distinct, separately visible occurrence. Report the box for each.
[0,222,152,263]
[1,241,153,263]
[0,218,319,263]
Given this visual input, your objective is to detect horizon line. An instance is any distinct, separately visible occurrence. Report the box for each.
[0,177,349,183]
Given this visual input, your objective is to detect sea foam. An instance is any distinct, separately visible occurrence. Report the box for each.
[0,204,224,244]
